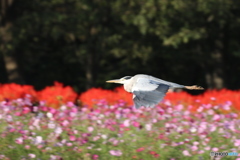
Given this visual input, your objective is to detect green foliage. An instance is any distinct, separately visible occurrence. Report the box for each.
[0,110,237,160]
[1,0,240,90]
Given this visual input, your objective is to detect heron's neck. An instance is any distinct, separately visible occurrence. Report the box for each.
[123,80,133,93]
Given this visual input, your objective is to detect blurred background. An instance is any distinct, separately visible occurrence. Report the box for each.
[0,0,240,93]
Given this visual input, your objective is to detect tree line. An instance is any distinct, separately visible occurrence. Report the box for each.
[1,0,240,92]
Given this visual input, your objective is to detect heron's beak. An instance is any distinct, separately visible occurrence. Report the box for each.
[106,79,122,83]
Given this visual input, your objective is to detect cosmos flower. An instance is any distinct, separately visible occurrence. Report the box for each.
[0,84,239,160]
[109,150,122,156]
[88,126,94,132]
[234,139,240,147]
[182,150,191,156]
[15,137,23,144]
[28,154,36,158]
[136,147,145,152]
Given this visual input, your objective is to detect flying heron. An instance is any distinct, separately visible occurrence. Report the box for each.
[106,74,204,108]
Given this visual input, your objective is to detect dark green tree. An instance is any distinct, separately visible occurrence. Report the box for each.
[1,0,240,91]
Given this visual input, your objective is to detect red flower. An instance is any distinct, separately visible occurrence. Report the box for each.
[37,81,77,108]
[78,86,132,108]
[149,151,157,155]
[148,151,160,158]
[136,147,145,152]
[0,83,37,101]
[154,154,160,158]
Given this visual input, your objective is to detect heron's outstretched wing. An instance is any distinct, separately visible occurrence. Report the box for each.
[132,78,169,108]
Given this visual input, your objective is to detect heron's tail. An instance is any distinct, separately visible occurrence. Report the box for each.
[185,85,204,90]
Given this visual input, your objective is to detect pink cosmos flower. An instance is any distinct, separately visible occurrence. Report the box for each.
[154,154,160,158]
[93,136,100,141]
[204,146,211,150]
[223,104,230,110]
[191,145,198,151]
[207,109,214,115]
[33,106,38,112]
[190,127,197,133]
[123,120,130,127]
[67,101,75,107]
[71,108,78,113]
[210,97,216,101]
[101,134,107,139]
[182,150,191,156]
[50,155,61,160]
[34,136,43,144]
[112,140,119,146]
[61,120,69,126]
[15,112,21,116]
[66,142,73,146]
[48,122,56,129]
[54,127,63,134]
[49,108,57,114]
[184,111,190,115]
[9,128,16,132]
[229,125,235,131]
[136,147,145,152]
[204,104,212,109]
[145,124,152,131]
[88,126,94,132]
[73,130,78,134]
[109,150,122,156]
[36,145,42,149]
[212,113,221,121]
[69,135,76,141]
[28,154,36,158]
[210,125,217,132]
[234,139,240,147]
[198,150,204,154]
[193,141,199,146]
[92,154,99,160]
[40,105,48,111]
[46,112,53,118]
[15,137,23,144]
[175,104,183,111]
[22,107,30,114]
[132,121,140,127]
[0,155,5,159]
[197,107,203,112]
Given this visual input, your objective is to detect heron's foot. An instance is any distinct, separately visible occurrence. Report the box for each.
[185,85,204,90]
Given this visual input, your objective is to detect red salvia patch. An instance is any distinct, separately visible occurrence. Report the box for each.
[0,83,239,112]
[37,81,77,108]
[0,83,37,101]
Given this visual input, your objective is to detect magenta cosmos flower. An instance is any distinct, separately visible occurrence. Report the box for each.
[109,150,122,156]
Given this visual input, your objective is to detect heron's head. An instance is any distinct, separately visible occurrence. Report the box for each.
[106,76,132,84]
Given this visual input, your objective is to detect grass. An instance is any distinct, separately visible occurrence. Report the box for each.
[0,99,239,160]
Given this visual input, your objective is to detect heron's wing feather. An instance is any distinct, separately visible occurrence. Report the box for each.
[149,77,184,88]
[132,78,169,108]
[135,74,184,88]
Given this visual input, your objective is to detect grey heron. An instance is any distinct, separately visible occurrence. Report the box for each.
[106,74,204,108]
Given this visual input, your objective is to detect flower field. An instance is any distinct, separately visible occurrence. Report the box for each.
[0,82,240,160]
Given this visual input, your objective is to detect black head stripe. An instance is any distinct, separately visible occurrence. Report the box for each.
[122,76,132,80]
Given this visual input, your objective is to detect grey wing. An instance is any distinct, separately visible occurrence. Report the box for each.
[135,74,184,89]
[132,78,170,108]
[149,76,184,89]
